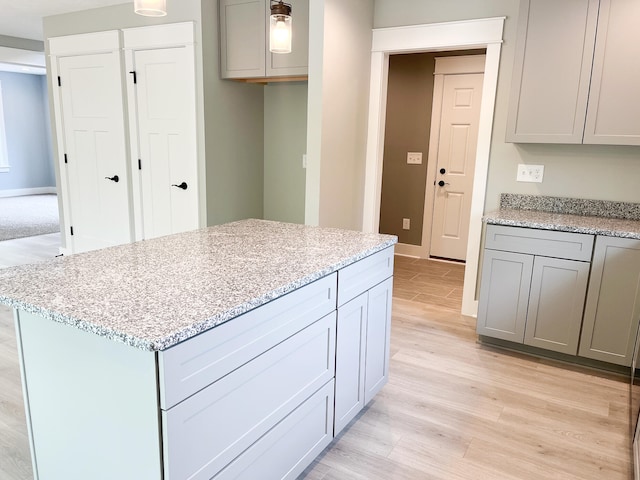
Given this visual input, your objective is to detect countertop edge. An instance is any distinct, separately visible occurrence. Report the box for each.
[1,239,397,352]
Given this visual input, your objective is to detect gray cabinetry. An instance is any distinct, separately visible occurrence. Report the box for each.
[219,0,309,80]
[579,236,640,366]
[506,0,640,145]
[478,225,593,355]
[334,248,394,436]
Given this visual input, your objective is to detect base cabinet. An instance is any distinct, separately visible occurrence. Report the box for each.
[478,225,592,356]
[334,275,393,436]
[579,236,640,366]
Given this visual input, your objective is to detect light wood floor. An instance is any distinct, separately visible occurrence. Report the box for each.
[0,247,632,479]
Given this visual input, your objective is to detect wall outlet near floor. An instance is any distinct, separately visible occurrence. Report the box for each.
[402,218,411,230]
[516,164,544,183]
[407,152,423,165]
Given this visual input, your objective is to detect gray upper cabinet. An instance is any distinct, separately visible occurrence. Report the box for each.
[220,0,309,80]
[583,0,640,145]
[506,0,640,145]
[579,236,640,366]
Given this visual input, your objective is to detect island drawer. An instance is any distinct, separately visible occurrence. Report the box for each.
[213,380,334,480]
[337,246,394,306]
[158,273,337,410]
[485,224,594,261]
[161,312,336,480]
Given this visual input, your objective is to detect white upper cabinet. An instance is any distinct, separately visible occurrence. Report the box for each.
[220,0,309,80]
[506,0,640,145]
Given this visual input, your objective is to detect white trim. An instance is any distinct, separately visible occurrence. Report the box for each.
[394,243,423,258]
[0,187,57,198]
[362,17,505,318]
[123,22,195,49]
[49,30,120,57]
[0,46,46,73]
[0,82,9,174]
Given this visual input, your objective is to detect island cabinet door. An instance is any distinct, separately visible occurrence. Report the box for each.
[161,312,336,480]
[523,256,590,355]
[363,276,394,405]
[477,249,533,343]
[334,291,368,435]
[579,236,640,366]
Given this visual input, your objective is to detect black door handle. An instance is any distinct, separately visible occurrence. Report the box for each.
[438,180,450,187]
[171,182,188,190]
[440,168,446,174]
[105,175,119,183]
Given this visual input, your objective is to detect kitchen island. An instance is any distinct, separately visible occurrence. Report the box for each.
[0,219,396,480]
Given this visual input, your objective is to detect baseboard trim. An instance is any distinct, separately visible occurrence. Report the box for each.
[394,243,422,257]
[0,187,57,198]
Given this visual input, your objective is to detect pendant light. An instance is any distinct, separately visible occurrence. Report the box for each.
[269,1,292,54]
[134,0,167,17]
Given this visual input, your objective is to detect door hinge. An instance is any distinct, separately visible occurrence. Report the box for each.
[57,76,61,87]
[138,159,142,170]
[70,226,74,236]
[64,153,68,164]
[129,70,137,84]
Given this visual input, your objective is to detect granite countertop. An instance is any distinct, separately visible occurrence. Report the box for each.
[0,219,397,352]
[484,208,640,239]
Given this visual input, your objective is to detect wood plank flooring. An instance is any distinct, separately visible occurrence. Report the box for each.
[0,246,632,479]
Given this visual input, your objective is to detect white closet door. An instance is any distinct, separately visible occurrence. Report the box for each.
[58,53,131,253]
[133,47,199,239]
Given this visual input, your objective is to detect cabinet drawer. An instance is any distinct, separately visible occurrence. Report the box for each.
[338,247,394,306]
[159,273,336,409]
[162,312,336,480]
[213,380,334,480]
[485,224,594,261]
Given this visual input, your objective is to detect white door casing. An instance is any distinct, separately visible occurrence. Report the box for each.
[124,23,200,240]
[362,18,505,316]
[51,32,133,254]
[428,58,484,261]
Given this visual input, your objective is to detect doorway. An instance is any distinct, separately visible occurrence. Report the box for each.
[362,17,505,316]
[379,52,485,263]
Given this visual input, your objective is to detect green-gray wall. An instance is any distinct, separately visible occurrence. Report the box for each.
[374,0,640,212]
[264,82,307,224]
[0,35,44,51]
[379,53,435,245]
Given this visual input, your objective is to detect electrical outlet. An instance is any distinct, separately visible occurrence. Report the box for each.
[402,218,410,230]
[516,164,544,183]
[407,152,423,165]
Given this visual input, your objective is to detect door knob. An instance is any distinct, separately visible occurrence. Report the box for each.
[105,175,119,183]
[171,182,188,190]
[440,168,446,174]
[438,180,450,187]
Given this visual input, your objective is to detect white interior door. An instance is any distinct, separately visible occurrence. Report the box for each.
[132,46,199,239]
[58,53,131,253]
[429,71,484,261]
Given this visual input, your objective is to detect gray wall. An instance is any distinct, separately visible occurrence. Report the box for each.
[379,53,435,245]
[264,82,307,224]
[374,0,640,212]
[0,72,55,191]
[43,0,266,243]
[0,35,44,51]
[306,0,375,230]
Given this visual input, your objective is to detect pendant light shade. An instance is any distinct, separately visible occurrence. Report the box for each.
[270,1,292,54]
[134,0,167,17]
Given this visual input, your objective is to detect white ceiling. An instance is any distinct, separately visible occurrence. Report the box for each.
[0,1,129,42]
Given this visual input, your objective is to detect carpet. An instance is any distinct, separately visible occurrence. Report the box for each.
[0,194,60,241]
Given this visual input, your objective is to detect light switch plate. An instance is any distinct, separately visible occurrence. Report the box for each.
[402,218,410,230]
[407,152,423,165]
[516,164,544,183]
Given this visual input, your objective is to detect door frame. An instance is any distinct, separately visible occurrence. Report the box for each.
[362,17,505,317]
[421,55,485,260]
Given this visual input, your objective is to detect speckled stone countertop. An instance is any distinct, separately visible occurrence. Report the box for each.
[485,194,640,239]
[0,219,397,351]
